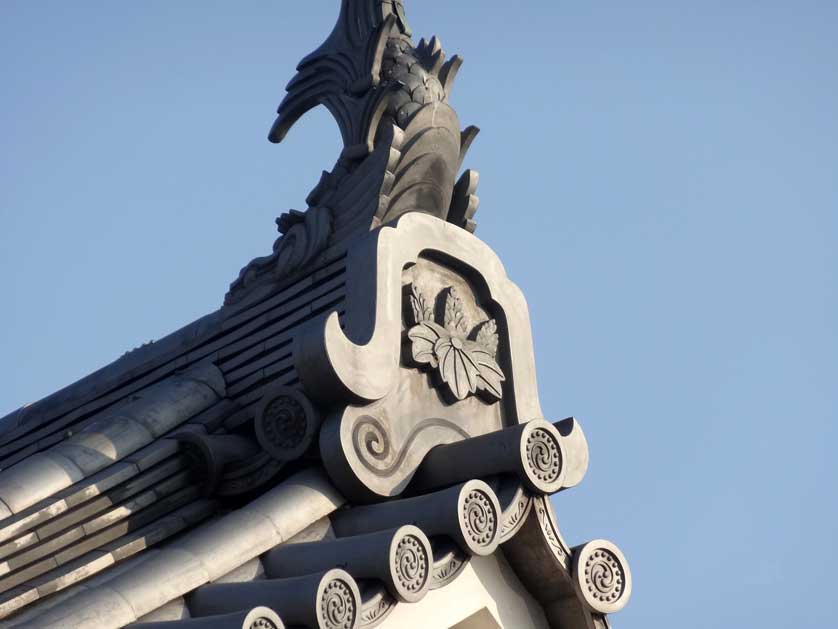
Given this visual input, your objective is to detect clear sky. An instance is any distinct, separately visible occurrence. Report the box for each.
[1,1,835,626]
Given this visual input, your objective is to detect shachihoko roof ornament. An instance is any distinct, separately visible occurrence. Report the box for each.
[0,2,632,628]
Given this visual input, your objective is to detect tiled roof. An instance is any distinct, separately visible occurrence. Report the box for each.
[0,3,633,627]
[0,376,626,628]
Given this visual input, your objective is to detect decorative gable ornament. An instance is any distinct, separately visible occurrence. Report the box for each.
[0,2,632,628]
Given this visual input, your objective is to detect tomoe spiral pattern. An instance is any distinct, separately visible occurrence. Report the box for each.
[462,489,497,549]
[585,548,624,605]
[320,577,357,629]
[394,533,430,594]
[525,427,563,485]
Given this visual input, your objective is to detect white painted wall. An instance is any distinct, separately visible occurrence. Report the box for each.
[379,551,549,629]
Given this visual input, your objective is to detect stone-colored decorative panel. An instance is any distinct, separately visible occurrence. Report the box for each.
[302,214,544,502]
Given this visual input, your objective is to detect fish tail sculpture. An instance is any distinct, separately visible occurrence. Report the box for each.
[226,0,480,305]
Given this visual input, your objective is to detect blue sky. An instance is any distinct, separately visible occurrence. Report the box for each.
[1,2,835,626]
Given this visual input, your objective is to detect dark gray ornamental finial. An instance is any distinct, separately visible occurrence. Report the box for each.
[226,0,480,305]
[267,1,404,150]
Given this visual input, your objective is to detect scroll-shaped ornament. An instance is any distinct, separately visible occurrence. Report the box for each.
[406,284,504,402]
[225,206,332,306]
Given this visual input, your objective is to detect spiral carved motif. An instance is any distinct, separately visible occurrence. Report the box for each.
[585,549,624,605]
[256,386,320,462]
[573,540,631,614]
[525,427,563,486]
[354,416,391,463]
[352,415,470,479]
[320,578,357,629]
[262,395,307,450]
[394,533,430,596]
[462,489,497,551]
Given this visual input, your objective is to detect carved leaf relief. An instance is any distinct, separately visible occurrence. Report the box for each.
[406,283,504,402]
[474,319,499,356]
[469,344,504,399]
[407,320,446,368]
[443,287,469,335]
[410,283,434,324]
